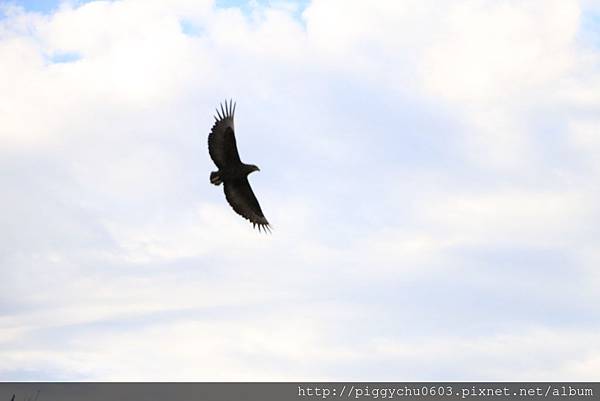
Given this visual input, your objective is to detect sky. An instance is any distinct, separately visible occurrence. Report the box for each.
[0,0,599,381]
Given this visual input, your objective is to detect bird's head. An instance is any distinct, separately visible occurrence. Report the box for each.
[245,164,260,175]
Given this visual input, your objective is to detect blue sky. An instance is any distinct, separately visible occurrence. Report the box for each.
[0,0,599,380]
[5,0,62,13]
[6,0,310,15]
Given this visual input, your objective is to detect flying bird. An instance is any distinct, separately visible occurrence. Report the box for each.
[208,100,271,232]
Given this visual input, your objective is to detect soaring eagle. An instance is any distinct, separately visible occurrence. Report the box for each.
[208,100,271,232]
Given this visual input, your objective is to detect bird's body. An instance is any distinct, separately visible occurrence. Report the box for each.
[208,100,271,232]
[211,163,257,183]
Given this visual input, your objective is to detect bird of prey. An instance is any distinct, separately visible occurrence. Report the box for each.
[208,100,271,232]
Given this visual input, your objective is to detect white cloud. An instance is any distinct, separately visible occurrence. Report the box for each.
[0,0,599,381]
[421,189,594,247]
[421,0,580,103]
[568,119,600,173]
[370,327,600,380]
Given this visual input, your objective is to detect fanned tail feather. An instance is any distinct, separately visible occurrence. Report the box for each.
[210,171,222,185]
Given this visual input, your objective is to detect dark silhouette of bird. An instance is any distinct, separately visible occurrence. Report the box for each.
[208,100,271,232]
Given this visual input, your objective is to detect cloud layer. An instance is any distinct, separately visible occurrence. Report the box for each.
[0,0,599,380]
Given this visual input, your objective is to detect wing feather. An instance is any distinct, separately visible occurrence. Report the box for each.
[208,100,241,168]
[224,178,270,231]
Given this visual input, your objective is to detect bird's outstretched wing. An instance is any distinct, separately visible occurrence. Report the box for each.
[208,100,241,168]
[224,178,271,232]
